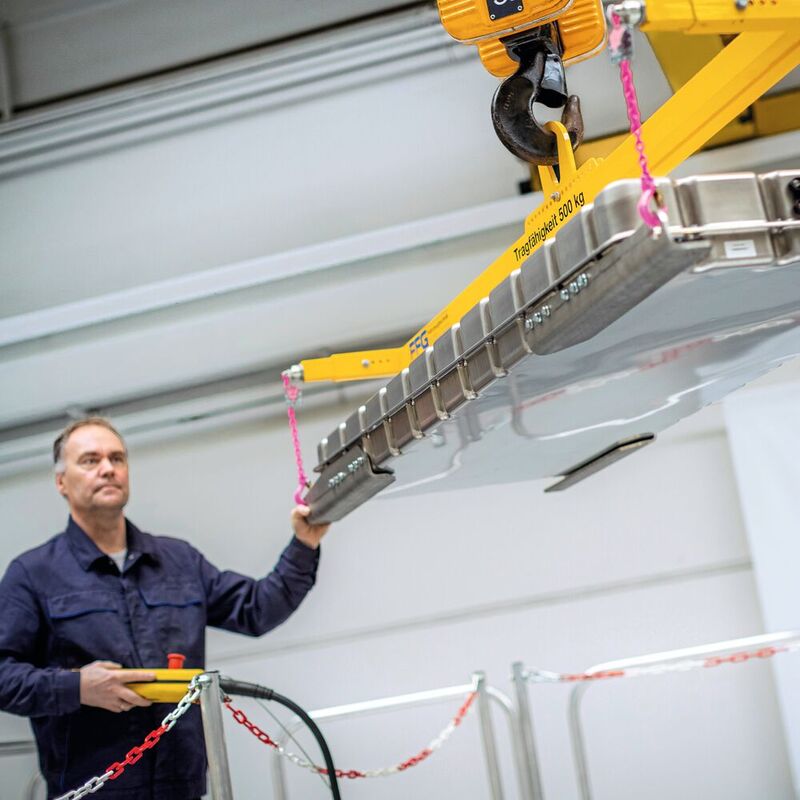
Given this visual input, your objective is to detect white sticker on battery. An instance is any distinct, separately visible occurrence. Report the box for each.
[724,239,757,258]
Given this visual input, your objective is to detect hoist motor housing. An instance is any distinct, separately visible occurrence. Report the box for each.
[438,0,607,77]
[438,0,572,42]
[476,0,607,76]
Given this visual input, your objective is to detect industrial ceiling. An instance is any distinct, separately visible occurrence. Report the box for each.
[0,0,422,112]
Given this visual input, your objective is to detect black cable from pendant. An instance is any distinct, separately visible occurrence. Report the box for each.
[219,677,341,800]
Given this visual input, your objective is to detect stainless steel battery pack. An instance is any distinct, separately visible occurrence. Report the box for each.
[306,170,800,523]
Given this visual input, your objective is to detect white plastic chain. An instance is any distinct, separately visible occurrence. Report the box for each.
[55,676,204,800]
[226,690,478,780]
[279,694,475,779]
[524,639,800,684]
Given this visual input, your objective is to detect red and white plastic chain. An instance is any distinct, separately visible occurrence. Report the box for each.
[225,691,477,779]
[524,639,800,684]
[281,372,309,506]
[55,677,204,800]
[606,4,665,231]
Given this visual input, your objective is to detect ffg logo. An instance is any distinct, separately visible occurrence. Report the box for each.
[409,330,430,356]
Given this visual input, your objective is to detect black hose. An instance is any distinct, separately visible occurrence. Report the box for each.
[219,677,341,800]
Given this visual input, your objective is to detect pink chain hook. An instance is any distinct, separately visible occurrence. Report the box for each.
[608,9,664,231]
[281,372,309,506]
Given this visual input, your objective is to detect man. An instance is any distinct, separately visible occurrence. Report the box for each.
[0,417,329,799]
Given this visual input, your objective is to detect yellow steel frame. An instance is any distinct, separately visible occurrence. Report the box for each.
[565,84,800,175]
[300,0,800,383]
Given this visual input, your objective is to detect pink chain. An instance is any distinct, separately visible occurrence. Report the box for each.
[608,10,662,229]
[281,372,308,506]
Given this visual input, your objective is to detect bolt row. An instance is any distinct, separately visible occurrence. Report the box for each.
[328,455,367,489]
[559,272,590,302]
[524,304,551,331]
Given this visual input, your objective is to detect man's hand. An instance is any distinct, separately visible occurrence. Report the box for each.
[291,505,330,550]
[79,661,155,713]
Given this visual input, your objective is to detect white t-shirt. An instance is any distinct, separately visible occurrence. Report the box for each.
[108,549,127,573]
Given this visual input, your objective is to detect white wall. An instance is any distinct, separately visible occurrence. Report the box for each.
[724,382,800,797]
[0,56,525,317]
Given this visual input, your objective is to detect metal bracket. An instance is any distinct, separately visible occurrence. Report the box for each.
[305,445,395,524]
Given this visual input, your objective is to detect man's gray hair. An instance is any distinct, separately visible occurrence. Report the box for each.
[53,417,126,473]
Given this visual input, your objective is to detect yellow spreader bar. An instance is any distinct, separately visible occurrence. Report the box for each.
[302,348,407,383]
[298,0,800,384]
[125,668,204,703]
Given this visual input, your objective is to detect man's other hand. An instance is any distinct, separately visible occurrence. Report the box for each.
[291,505,330,549]
[79,661,155,712]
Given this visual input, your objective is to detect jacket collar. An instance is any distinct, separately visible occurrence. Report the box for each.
[65,516,159,572]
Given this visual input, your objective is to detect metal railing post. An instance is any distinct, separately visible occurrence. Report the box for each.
[487,685,534,800]
[511,661,545,800]
[271,741,290,800]
[568,683,593,800]
[199,672,235,800]
[474,671,504,800]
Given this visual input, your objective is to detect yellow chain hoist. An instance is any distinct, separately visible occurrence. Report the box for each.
[295,0,800,385]
[437,0,606,163]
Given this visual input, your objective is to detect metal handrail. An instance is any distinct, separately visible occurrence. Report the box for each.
[567,630,800,800]
[269,671,521,800]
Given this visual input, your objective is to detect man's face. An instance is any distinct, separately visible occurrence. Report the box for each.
[55,425,130,516]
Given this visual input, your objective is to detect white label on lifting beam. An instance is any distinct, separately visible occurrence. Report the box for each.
[724,239,758,259]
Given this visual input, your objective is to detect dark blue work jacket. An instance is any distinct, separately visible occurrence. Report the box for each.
[0,517,320,799]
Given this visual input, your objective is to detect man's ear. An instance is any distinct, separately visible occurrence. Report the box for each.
[55,471,67,498]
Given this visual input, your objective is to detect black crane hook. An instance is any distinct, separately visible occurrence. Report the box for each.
[491,26,584,166]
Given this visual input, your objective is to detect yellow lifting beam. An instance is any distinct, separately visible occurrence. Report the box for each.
[564,83,800,174]
[299,0,800,383]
